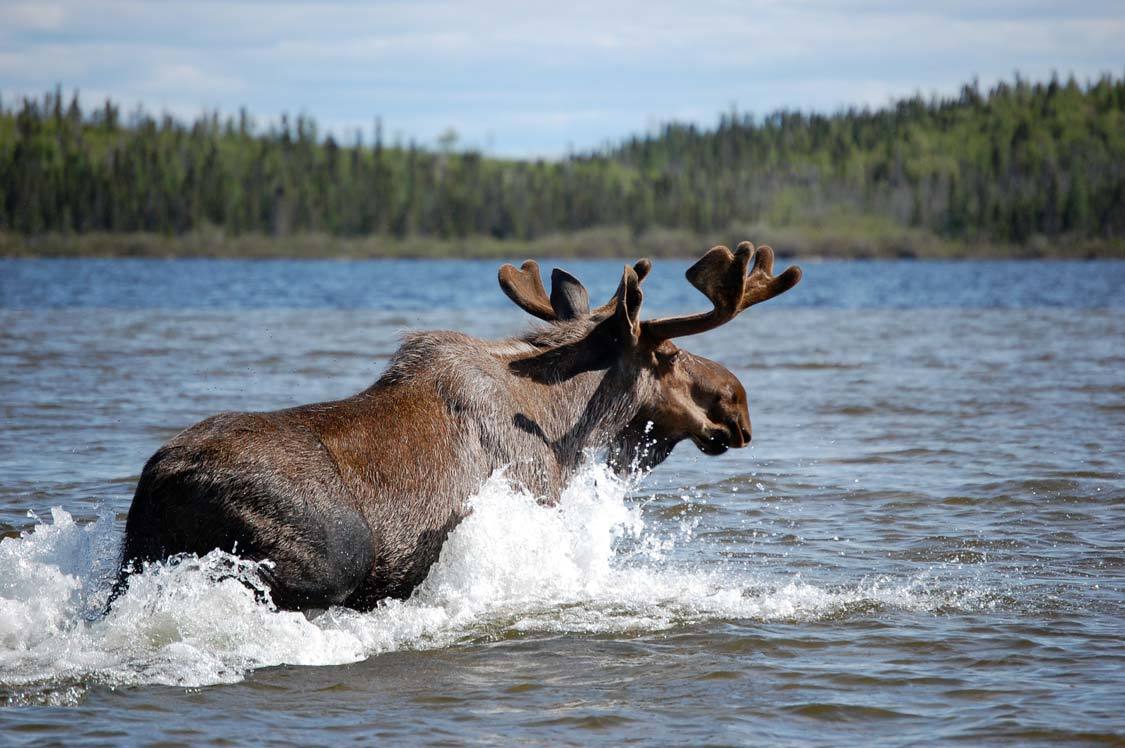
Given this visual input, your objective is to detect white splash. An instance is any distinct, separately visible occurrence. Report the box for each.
[0,464,984,697]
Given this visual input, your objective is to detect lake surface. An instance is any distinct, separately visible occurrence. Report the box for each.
[0,258,1122,745]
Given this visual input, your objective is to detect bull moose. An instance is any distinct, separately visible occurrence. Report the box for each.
[115,242,801,611]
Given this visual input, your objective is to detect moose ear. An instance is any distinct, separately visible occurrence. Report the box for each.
[609,264,643,348]
[550,268,590,320]
[633,258,652,283]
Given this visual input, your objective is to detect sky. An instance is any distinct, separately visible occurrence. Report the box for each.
[2,0,1123,157]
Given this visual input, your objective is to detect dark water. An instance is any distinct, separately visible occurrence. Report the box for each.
[0,258,1122,745]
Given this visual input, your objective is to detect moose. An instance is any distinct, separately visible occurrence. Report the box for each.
[116,242,801,611]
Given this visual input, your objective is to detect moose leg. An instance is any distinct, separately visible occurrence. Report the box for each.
[339,509,467,611]
[228,492,372,611]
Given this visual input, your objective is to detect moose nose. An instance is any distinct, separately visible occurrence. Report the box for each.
[725,419,751,448]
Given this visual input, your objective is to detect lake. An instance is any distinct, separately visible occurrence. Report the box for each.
[0,257,1123,745]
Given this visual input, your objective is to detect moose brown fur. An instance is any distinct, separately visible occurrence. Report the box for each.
[116,243,801,611]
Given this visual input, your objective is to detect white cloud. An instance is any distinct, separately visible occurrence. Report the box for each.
[4,2,68,31]
[141,64,246,98]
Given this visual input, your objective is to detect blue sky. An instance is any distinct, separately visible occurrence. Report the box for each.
[2,0,1122,156]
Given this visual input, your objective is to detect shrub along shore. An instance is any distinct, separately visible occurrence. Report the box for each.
[2,226,1120,260]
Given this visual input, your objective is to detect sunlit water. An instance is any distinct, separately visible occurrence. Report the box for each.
[0,259,1122,744]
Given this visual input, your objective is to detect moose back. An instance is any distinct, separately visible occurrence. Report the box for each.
[116,244,801,611]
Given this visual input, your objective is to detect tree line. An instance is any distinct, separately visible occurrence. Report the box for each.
[1,73,1122,248]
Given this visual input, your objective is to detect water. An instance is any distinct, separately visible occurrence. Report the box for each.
[0,258,1122,744]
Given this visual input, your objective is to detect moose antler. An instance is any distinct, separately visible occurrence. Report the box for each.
[500,259,651,322]
[641,242,801,341]
[591,259,652,317]
[498,260,592,321]
[499,260,555,321]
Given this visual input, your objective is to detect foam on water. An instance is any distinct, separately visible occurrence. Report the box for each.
[0,465,988,699]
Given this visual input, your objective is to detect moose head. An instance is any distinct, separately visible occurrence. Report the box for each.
[499,241,801,472]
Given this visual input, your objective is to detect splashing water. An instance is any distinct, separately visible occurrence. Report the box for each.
[0,464,987,698]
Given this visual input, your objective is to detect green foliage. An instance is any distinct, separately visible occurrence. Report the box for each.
[1,73,1123,252]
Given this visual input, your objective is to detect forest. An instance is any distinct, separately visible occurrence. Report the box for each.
[1,73,1123,258]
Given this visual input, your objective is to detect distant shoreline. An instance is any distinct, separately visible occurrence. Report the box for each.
[3,228,1122,261]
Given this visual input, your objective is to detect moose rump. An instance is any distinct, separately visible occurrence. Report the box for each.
[120,412,377,610]
[115,243,801,612]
